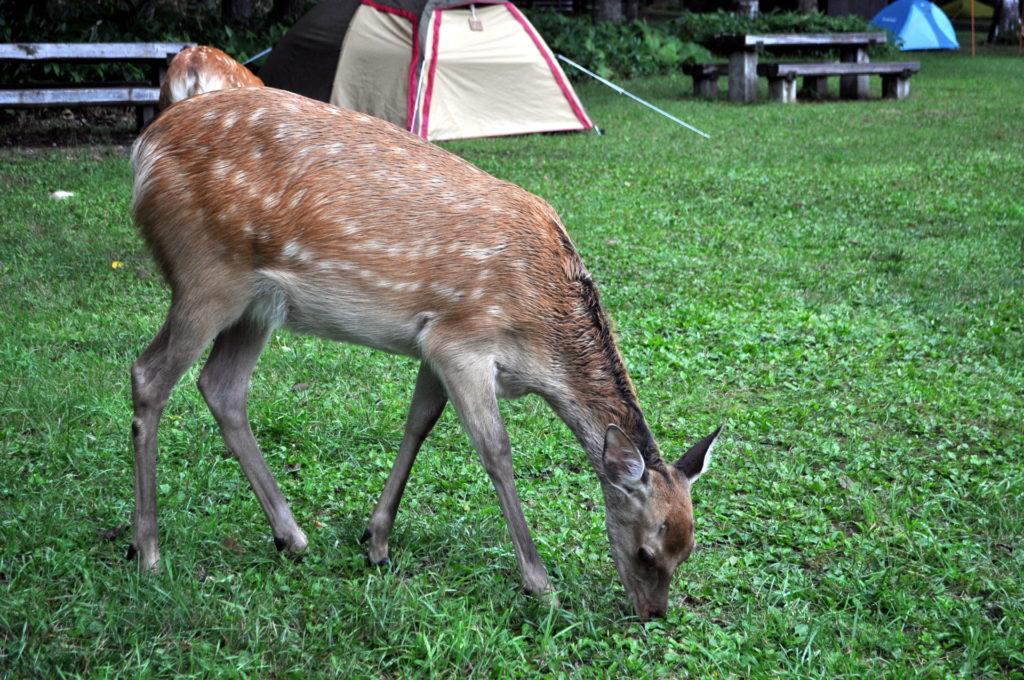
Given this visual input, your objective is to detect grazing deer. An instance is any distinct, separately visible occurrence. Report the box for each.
[128,86,721,619]
[158,45,263,110]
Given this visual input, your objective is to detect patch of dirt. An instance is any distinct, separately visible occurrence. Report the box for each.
[0,106,139,147]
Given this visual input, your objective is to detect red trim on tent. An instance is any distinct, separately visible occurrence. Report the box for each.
[503,3,592,129]
[421,9,443,139]
[360,0,420,130]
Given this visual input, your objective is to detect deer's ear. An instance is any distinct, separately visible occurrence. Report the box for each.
[675,425,723,484]
[603,425,646,488]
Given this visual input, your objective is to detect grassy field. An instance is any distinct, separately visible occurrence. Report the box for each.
[2,47,1022,677]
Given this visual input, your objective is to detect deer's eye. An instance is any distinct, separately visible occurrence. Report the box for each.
[637,547,656,566]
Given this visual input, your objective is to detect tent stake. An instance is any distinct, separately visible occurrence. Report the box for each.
[556,54,710,139]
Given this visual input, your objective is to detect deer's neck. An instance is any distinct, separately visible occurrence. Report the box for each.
[541,276,663,478]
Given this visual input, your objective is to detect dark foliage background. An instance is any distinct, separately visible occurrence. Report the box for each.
[1,1,885,84]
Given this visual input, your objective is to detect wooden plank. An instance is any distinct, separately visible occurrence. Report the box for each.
[0,43,192,62]
[744,32,888,47]
[0,87,160,106]
[712,32,887,52]
[759,61,920,77]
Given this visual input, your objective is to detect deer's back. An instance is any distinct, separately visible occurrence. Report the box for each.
[132,87,585,356]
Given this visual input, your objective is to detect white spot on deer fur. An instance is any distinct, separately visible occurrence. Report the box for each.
[210,159,231,180]
[469,287,485,300]
[250,108,267,123]
[262,192,282,211]
[321,259,355,273]
[289,188,309,208]
[339,219,361,236]
[431,283,462,300]
[222,110,240,129]
[461,244,505,261]
[359,143,377,153]
[486,305,503,317]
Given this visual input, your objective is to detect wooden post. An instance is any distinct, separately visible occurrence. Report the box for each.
[768,76,797,103]
[971,0,976,56]
[801,76,830,99]
[839,47,869,99]
[881,74,911,100]
[729,50,758,104]
[695,77,719,100]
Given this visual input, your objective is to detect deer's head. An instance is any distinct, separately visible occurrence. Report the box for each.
[600,424,721,620]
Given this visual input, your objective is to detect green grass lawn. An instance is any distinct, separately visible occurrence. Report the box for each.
[2,48,1022,677]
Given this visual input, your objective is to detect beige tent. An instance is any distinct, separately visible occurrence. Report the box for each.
[261,0,594,141]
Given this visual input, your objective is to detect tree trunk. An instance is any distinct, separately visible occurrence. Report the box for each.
[222,0,256,27]
[269,0,306,24]
[797,0,818,14]
[593,0,625,23]
[624,0,640,21]
[734,0,759,19]
[988,0,1021,43]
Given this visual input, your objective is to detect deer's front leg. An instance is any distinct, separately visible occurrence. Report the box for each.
[436,359,554,598]
[363,363,447,565]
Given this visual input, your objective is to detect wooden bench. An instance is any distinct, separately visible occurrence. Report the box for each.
[682,63,729,99]
[757,61,921,103]
[707,32,888,103]
[0,42,193,128]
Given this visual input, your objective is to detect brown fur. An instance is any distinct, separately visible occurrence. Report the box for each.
[158,45,263,110]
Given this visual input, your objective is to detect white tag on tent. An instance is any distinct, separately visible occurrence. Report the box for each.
[468,5,483,31]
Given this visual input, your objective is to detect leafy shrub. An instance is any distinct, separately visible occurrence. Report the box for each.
[0,2,286,83]
[525,11,711,80]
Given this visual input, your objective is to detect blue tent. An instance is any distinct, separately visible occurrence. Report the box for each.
[871,0,960,50]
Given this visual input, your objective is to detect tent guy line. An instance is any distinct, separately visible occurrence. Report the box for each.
[556,54,711,139]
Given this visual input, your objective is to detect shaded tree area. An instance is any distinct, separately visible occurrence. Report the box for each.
[0,1,312,41]
[988,0,1022,43]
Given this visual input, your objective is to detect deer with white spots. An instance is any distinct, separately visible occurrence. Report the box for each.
[128,86,721,620]
[158,45,262,110]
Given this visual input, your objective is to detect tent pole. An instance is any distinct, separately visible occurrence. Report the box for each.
[243,47,273,66]
[556,55,710,139]
[971,0,975,56]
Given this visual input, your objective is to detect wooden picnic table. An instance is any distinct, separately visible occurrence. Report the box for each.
[0,42,193,127]
[708,32,888,103]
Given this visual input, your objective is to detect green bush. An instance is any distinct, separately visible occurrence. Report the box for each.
[0,2,286,84]
[525,11,712,80]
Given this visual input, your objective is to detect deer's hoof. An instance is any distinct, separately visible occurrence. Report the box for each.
[274,529,308,555]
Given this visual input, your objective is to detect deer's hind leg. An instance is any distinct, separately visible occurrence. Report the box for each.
[198,313,307,555]
[130,290,249,571]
